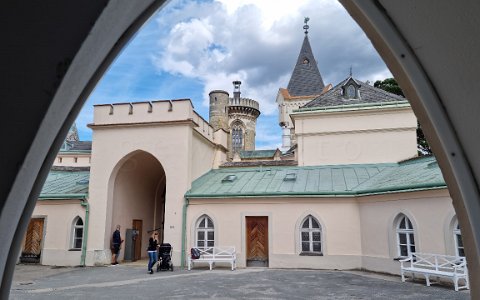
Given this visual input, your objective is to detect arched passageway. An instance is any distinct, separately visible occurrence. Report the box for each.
[111,151,166,261]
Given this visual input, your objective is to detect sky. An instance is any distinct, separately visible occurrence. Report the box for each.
[76,0,392,149]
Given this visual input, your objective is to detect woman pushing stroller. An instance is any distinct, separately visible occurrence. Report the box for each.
[147,231,159,274]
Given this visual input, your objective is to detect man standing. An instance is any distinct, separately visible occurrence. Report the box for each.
[111,225,123,265]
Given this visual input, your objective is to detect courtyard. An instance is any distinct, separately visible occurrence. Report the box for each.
[10,263,470,299]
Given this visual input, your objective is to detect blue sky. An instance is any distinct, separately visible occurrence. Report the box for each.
[77,0,391,149]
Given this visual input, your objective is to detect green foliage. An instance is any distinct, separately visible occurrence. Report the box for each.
[373,78,404,97]
[374,78,432,155]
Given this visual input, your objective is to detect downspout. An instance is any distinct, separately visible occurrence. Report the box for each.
[80,200,90,267]
[181,197,189,269]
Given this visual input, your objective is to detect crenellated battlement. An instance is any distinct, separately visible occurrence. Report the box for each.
[228,97,260,111]
[89,99,218,144]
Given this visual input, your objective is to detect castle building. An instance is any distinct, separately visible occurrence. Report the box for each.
[209,81,260,159]
[20,21,466,283]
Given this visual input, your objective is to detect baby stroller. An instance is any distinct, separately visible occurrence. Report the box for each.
[156,243,174,271]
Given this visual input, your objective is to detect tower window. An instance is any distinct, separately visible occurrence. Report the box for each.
[232,127,243,152]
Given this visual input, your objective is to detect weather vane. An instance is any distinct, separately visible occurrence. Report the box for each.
[303,17,310,34]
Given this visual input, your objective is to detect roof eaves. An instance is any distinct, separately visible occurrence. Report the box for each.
[38,193,88,200]
[293,100,410,114]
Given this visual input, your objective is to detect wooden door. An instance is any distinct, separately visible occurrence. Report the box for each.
[22,218,44,263]
[246,216,268,267]
[132,219,143,261]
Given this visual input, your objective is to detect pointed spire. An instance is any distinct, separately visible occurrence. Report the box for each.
[286,19,325,97]
[66,123,79,142]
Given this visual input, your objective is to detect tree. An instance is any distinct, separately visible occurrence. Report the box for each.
[374,78,404,97]
[373,78,432,156]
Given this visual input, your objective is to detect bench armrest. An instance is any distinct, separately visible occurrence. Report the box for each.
[399,256,412,263]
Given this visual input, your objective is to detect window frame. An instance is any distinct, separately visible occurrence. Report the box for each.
[396,214,415,258]
[71,216,84,250]
[195,215,215,250]
[299,215,322,256]
[454,219,465,257]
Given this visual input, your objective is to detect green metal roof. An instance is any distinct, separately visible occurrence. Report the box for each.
[239,150,277,159]
[186,156,445,198]
[39,170,89,200]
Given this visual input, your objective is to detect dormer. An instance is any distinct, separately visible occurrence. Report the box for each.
[341,77,361,100]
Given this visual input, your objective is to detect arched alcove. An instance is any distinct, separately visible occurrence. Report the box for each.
[109,150,166,261]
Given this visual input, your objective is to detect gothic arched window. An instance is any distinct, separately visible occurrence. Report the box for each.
[72,216,84,249]
[396,214,415,257]
[300,215,322,254]
[196,215,214,250]
[231,121,244,153]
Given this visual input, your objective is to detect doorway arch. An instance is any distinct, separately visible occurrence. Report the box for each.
[109,150,166,261]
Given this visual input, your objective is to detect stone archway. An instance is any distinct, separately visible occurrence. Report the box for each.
[110,150,166,261]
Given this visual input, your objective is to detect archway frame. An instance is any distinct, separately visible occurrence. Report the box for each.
[1,1,480,298]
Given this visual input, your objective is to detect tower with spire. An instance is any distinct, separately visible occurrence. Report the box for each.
[276,18,329,150]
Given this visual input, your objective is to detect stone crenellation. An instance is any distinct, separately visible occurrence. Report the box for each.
[228,97,260,111]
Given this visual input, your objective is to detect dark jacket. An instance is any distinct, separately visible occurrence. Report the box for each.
[112,230,121,245]
[148,238,158,251]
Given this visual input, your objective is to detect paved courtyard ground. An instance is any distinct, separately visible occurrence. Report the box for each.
[10,263,470,299]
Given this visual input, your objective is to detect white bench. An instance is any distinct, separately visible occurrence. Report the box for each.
[188,247,236,271]
[400,252,469,291]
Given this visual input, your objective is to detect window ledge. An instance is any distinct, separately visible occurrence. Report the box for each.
[300,252,323,256]
[68,248,81,251]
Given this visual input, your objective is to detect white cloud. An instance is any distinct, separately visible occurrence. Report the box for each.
[152,0,390,120]
[78,0,391,145]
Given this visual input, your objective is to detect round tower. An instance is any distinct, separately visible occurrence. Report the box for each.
[209,90,229,132]
[227,81,260,157]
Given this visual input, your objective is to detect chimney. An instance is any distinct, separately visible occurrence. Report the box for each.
[233,80,241,103]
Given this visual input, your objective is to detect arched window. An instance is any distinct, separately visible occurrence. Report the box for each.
[300,215,322,255]
[231,120,244,153]
[196,215,214,250]
[396,214,415,257]
[454,219,465,257]
[72,217,84,249]
[232,127,243,152]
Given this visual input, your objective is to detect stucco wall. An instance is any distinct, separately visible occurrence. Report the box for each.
[293,107,418,165]
[87,124,192,266]
[358,189,456,274]
[186,198,363,269]
[53,154,90,167]
[87,100,221,266]
[191,131,216,181]
[186,189,457,273]
[30,200,86,266]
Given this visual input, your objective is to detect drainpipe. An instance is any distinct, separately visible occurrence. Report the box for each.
[181,197,189,269]
[80,200,90,267]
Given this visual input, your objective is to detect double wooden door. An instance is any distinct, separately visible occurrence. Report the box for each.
[246,216,269,267]
[23,218,44,263]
